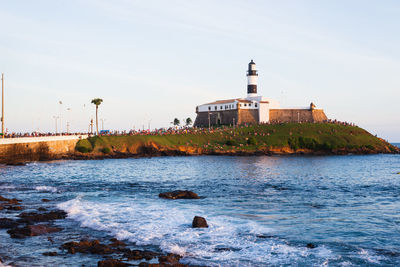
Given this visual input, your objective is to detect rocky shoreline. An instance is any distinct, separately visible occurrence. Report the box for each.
[0,193,193,267]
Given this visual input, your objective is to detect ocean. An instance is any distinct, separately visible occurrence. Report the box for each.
[1,153,400,266]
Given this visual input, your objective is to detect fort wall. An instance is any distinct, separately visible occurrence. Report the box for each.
[0,135,87,164]
[269,109,327,123]
[194,110,238,127]
[237,109,259,125]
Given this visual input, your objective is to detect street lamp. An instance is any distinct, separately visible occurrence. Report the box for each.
[53,116,59,134]
[66,108,71,133]
[59,101,63,134]
[1,73,4,138]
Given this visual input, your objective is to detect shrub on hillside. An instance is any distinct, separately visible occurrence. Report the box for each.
[101,147,111,154]
[288,137,299,150]
[76,146,90,153]
[226,139,237,146]
[247,137,257,145]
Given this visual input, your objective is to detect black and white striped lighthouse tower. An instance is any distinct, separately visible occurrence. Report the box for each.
[247,60,258,97]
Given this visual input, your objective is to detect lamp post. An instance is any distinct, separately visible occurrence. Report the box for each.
[66,108,71,133]
[59,101,63,134]
[53,116,59,134]
[208,111,211,130]
[1,73,4,138]
[101,118,106,131]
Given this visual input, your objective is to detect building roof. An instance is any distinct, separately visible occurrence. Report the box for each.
[203,98,257,105]
[249,59,255,65]
[204,99,238,105]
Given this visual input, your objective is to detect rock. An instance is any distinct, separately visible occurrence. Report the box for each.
[7,224,62,238]
[123,249,159,261]
[62,239,114,255]
[192,216,208,228]
[42,251,58,256]
[0,218,19,229]
[109,238,126,247]
[158,253,187,266]
[97,259,128,267]
[38,207,47,211]
[159,190,200,200]
[41,199,51,202]
[0,196,21,204]
[5,205,23,211]
[306,243,316,249]
[18,210,67,223]
[6,161,26,166]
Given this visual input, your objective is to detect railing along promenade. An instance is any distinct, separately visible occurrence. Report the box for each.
[0,134,88,145]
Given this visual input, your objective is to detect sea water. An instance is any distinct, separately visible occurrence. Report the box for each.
[0,153,400,266]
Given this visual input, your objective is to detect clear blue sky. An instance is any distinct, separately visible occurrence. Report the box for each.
[1,0,399,141]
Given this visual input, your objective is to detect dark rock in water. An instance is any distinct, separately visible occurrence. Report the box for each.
[192,216,208,228]
[42,251,58,256]
[0,218,19,229]
[256,234,274,239]
[41,199,51,202]
[306,243,316,249]
[38,207,47,211]
[98,259,128,267]
[159,190,200,199]
[18,210,67,223]
[109,238,126,248]
[7,224,62,238]
[62,239,114,255]
[5,205,23,211]
[6,161,26,166]
[0,196,21,204]
[158,253,184,266]
[124,249,159,261]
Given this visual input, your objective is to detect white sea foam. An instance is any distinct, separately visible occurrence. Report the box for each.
[35,185,58,193]
[57,197,336,266]
[358,248,385,264]
[0,185,15,190]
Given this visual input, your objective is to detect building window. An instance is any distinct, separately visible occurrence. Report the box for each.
[249,103,252,107]
[220,106,223,109]
[255,103,258,107]
[215,106,217,110]
[208,106,211,110]
[244,104,247,107]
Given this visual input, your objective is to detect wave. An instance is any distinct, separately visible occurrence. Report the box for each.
[57,197,342,266]
[35,186,58,193]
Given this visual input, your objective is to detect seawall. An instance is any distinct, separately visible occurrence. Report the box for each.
[0,135,88,164]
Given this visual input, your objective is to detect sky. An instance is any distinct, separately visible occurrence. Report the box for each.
[0,0,399,141]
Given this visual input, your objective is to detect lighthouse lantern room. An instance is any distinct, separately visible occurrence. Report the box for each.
[247,59,258,97]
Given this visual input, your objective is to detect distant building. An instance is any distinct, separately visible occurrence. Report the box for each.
[193,60,327,127]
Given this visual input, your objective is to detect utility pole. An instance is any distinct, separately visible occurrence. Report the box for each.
[208,111,211,130]
[1,73,4,138]
[53,116,59,134]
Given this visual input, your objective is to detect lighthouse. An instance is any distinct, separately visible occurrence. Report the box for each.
[247,59,258,97]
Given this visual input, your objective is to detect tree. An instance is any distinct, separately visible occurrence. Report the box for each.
[91,98,103,135]
[173,118,180,127]
[185,117,192,127]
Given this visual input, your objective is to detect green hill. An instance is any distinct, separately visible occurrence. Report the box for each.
[75,123,399,156]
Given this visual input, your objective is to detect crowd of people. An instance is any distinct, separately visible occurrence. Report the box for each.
[1,120,358,139]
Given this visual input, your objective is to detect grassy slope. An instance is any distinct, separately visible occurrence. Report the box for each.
[76,123,398,154]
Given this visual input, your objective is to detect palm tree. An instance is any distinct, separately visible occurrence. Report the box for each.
[173,118,180,127]
[91,98,103,135]
[185,117,192,127]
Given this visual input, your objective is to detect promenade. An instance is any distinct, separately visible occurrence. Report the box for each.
[0,135,88,145]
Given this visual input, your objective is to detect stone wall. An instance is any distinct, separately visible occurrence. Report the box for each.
[269,109,327,123]
[238,109,259,125]
[194,107,327,127]
[0,136,86,164]
[194,110,238,127]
